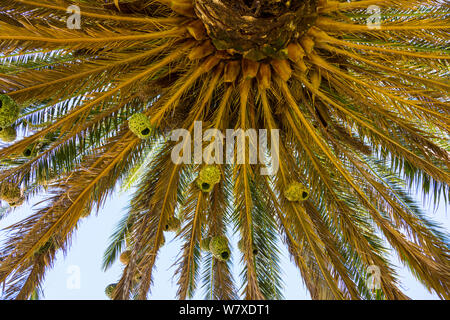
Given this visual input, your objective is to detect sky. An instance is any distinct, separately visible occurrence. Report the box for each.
[0,187,448,300]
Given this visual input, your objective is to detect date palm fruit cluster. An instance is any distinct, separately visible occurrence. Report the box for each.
[284,182,309,202]
[201,235,231,261]
[128,113,153,139]
[0,181,24,207]
[196,165,221,193]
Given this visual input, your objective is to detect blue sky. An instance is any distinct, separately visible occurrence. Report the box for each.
[0,188,448,300]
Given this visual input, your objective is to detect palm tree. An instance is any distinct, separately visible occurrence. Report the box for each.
[0,0,448,300]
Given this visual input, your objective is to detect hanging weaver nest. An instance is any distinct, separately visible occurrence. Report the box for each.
[284,182,309,202]
[0,94,20,128]
[105,283,117,299]
[0,0,449,301]
[238,238,259,256]
[128,113,153,139]
[127,231,166,248]
[0,126,16,142]
[0,181,22,206]
[210,235,231,261]
[199,165,221,185]
[196,165,221,192]
[9,196,25,208]
[200,237,211,251]
[196,177,214,193]
[125,230,133,248]
[22,143,38,158]
[120,250,131,265]
[134,271,143,283]
[34,238,55,256]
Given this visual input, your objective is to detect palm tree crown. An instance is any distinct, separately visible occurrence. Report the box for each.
[0,0,449,300]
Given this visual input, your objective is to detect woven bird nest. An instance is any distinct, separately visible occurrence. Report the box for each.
[0,126,16,142]
[195,177,214,193]
[237,238,259,256]
[0,94,20,128]
[210,235,230,261]
[0,182,22,206]
[128,113,153,139]
[134,271,143,283]
[105,283,117,299]
[284,182,309,202]
[196,165,221,193]
[119,250,131,265]
[34,238,55,256]
[22,144,38,158]
[164,216,181,232]
[199,165,221,185]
